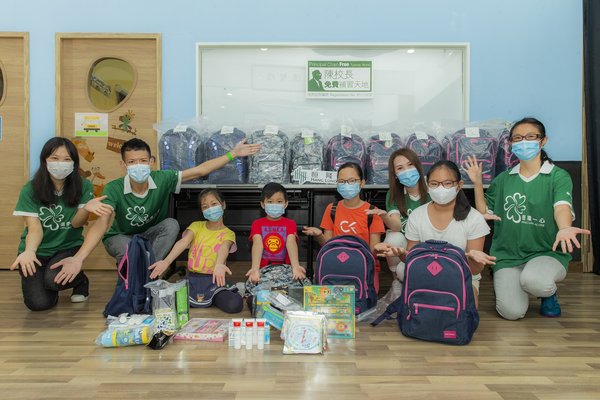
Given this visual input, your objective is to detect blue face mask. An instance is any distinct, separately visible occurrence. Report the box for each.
[511,140,540,161]
[203,205,224,222]
[337,182,361,200]
[265,203,285,218]
[396,168,420,188]
[127,164,151,184]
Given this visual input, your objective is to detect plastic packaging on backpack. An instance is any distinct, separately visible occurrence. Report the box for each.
[248,126,291,184]
[444,127,498,184]
[495,121,518,175]
[205,126,249,183]
[366,132,404,184]
[154,118,208,184]
[324,131,368,172]
[289,129,325,182]
[404,131,445,174]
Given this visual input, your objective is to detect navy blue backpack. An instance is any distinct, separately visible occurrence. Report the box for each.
[495,128,519,176]
[205,128,248,184]
[314,235,377,315]
[158,127,204,183]
[405,133,445,174]
[103,235,154,317]
[366,133,404,184]
[324,133,368,172]
[372,240,479,345]
[444,128,498,184]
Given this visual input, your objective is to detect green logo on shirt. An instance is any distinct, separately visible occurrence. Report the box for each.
[504,193,527,223]
[126,205,148,227]
[39,205,64,231]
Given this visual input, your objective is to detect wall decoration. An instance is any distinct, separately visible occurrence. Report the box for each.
[75,112,108,137]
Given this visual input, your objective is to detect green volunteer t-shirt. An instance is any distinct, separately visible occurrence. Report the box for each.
[385,190,427,234]
[485,163,573,271]
[14,179,94,257]
[102,170,181,240]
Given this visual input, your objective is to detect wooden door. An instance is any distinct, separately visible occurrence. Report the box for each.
[0,33,29,269]
[56,33,161,269]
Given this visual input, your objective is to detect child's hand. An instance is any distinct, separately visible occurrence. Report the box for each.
[148,260,170,279]
[302,226,323,237]
[365,208,387,217]
[291,264,306,280]
[374,243,406,258]
[245,267,260,283]
[213,264,232,287]
[467,250,496,265]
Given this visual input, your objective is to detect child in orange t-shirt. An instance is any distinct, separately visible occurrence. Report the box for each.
[303,162,385,291]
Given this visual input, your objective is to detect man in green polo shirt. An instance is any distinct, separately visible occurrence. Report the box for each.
[50,137,260,276]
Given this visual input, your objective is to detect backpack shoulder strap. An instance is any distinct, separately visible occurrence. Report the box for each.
[371,295,404,326]
[330,201,338,225]
[367,204,374,228]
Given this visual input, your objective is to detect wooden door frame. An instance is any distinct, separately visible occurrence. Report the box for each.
[0,32,30,182]
[55,33,162,136]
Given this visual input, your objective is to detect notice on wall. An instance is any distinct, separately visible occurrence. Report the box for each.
[75,113,108,137]
[306,60,372,99]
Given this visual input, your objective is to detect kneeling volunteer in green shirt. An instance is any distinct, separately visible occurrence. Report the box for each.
[466,117,590,320]
[11,138,113,311]
[49,137,261,287]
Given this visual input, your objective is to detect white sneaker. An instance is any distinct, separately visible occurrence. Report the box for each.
[71,294,89,303]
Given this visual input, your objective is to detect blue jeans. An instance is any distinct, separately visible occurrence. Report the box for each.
[103,218,180,265]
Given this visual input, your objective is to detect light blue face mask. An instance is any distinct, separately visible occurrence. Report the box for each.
[511,140,540,161]
[203,205,224,222]
[265,203,285,218]
[337,182,361,200]
[396,168,420,188]
[127,164,151,184]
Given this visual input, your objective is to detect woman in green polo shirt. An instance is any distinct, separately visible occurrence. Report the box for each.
[367,148,429,282]
[10,137,112,311]
[466,117,590,320]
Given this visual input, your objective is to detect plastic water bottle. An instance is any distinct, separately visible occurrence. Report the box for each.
[245,320,254,350]
[256,319,265,350]
[233,319,242,350]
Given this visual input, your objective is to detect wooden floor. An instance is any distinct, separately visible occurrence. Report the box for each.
[1,268,600,400]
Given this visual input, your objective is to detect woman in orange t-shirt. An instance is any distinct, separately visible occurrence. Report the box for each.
[303,162,385,290]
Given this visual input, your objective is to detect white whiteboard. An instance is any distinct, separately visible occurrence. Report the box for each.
[196,43,469,132]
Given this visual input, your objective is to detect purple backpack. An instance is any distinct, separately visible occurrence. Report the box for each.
[495,129,519,175]
[372,240,479,345]
[445,128,498,184]
[325,133,367,171]
[314,235,376,315]
[405,133,445,174]
[366,133,404,184]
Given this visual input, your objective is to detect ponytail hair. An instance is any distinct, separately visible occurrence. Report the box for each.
[510,117,553,164]
[426,160,471,221]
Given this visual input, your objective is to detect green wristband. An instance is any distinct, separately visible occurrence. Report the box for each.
[226,151,234,162]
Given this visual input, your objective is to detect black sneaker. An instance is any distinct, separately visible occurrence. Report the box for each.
[71,274,89,303]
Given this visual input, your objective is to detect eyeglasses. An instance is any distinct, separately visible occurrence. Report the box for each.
[510,133,542,143]
[428,180,457,189]
[337,178,360,184]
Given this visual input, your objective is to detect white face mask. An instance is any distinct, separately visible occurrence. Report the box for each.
[428,186,458,205]
[47,161,74,180]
